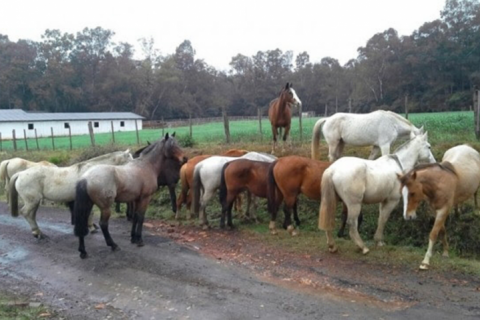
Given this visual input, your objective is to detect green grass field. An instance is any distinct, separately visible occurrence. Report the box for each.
[0,111,477,151]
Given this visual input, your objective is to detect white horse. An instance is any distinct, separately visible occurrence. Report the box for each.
[311,110,424,161]
[318,132,435,254]
[0,158,57,203]
[9,150,132,238]
[192,152,277,228]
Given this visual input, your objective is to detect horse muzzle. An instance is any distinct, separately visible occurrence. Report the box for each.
[403,211,417,221]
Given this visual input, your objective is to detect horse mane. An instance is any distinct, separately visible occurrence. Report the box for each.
[383,110,413,126]
[406,162,457,177]
[75,150,129,172]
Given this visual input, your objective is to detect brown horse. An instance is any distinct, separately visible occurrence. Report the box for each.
[268,83,302,154]
[175,149,248,219]
[219,159,272,229]
[73,133,187,258]
[267,156,360,236]
[398,144,480,270]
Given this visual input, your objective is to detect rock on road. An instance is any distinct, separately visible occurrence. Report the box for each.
[0,202,478,320]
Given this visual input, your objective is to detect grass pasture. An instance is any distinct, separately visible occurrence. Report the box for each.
[1,111,480,274]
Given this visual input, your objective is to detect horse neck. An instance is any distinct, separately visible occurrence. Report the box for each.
[395,143,421,172]
[277,94,290,113]
[142,145,166,175]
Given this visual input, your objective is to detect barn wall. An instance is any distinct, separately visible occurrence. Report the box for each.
[0,119,142,139]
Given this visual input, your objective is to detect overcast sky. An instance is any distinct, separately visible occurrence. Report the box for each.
[0,0,446,71]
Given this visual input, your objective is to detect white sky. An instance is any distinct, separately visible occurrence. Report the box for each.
[0,0,445,71]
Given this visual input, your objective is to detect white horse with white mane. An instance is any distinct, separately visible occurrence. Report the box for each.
[192,152,277,228]
[0,158,57,203]
[311,110,424,161]
[9,150,132,238]
[318,132,435,255]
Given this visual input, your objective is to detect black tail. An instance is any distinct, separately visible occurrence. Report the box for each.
[219,162,230,209]
[192,165,203,216]
[266,160,278,215]
[74,179,94,237]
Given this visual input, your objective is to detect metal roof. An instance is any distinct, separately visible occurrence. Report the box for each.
[0,109,144,122]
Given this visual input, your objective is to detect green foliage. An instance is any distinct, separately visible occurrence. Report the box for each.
[0,293,53,319]
[177,134,196,148]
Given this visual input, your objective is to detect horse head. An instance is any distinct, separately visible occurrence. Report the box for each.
[415,132,436,164]
[163,133,188,165]
[398,171,425,221]
[281,82,302,110]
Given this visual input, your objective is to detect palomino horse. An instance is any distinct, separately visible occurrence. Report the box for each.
[398,144,480,270]
[0,158,57,203]
[192,152,276,228]
[319,132,435,254]
[311,110,424,161]
[74,133,186,259]
[218,159,274,229]
[268,83,302,154]
[175,149,248,220]
[9,150,132,238]
[266,155,361,236]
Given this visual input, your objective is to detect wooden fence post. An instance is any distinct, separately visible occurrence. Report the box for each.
[34,129,39,150]
[0,132,2,151]
[189,114,193,138]
[111,121,115,143]
[51,127,55,150]
[405,94,409,119]
[298,104,303,143]
[12,129,17,151]
[68,126,72,150]
[161,117,165,136]
[23,129,28,151]
[135,120,140,145]
[348,98,352,113]
[257,108,263,141]
[476,90,480,140]
[223,110,230,143]
[88,122,95,147]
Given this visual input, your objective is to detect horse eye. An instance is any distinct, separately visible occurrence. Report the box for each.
[409,193,415,197]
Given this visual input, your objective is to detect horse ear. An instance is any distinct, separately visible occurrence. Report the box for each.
[423,131,428,139]
[285,83,289,89]
[412,171,417,180]
[125,149,130,153]
[147,141,151,145]
[419,126,425,134]
[165,132,169,140]
[172,132,176,137]
[396,173,403,182]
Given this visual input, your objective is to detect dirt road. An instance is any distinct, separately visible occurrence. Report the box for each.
[0,202,479,319]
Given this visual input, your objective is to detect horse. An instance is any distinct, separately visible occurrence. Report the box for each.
[311,110,424,162]
[0,158,57,203]
[218,159,274,229]
[74,133,186,259]
[268,82,302,154]
[318,132,435,255]
[175,149,248,220]
[8,149,132,239]
[266,155,361,237]
[192,152,276,229]
[398,144,480,270]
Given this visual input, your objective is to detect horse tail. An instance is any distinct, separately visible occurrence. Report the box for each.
[266,160,279,215]
[318,168,337,231]
[219,162,229,208]
[177,164,189,210]
[9,173,20,217]
[74,179,94,238]
[311,118,327,160]
[0,159,8,183]
[192,165,203,216]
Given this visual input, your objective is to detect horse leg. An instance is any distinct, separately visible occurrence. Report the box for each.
[337,202,348,238]
[271,126,278,154]
[283,194,297,235]
[368,146,380,160]
[439,225,449,258]
[328,140,344,162]
[99,207,119,251]
[282,125,291,152]
[226,200,236,230]
[379,144,390,157]
[269,191,284,235]
[221,191,237,229]
[126,202,134,221]
[22,200,44,239]
[347,204,369,254]
[374,199,399,246]
[88,211,99,234]
[168,185,177,214]
[199,189,215,229]
[78,236,87,259]
[420,207,449,270]
[325,230,338,253]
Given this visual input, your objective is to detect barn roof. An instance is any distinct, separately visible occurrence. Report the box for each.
[0,109,144,122]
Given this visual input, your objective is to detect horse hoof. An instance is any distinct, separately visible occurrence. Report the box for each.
[376,241,385,247]
[201,224,210,231]
[362,247,370,255]
[111,245,120,252]
[328,246,338,253]
[270,230,278,235]
[80,252,88,259]
[130,238,137,244]
[137,241,145,247]
[419,263,429,270]
[291,230,299,237]
[442,252,450,258]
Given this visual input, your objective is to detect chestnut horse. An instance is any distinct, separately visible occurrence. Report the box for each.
[268,82,302,154]
[266,155,360,236]
[74,133,186,258]
[175,149,248,219]
[218,159,272,229]
[398,144,480,270]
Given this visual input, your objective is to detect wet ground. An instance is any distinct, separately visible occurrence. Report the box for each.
[0,202,479,320]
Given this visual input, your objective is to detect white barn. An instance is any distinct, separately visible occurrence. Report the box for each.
[0,109,144,140]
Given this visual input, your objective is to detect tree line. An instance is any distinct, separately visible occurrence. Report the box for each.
[0,0,479,120]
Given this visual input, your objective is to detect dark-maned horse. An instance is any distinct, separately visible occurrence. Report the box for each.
[73,133,186,259]
[268,82,302,154]
[219,159,273,229]
[266,155,360,236]
[398,144,480,270]
[175,149,249,220]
